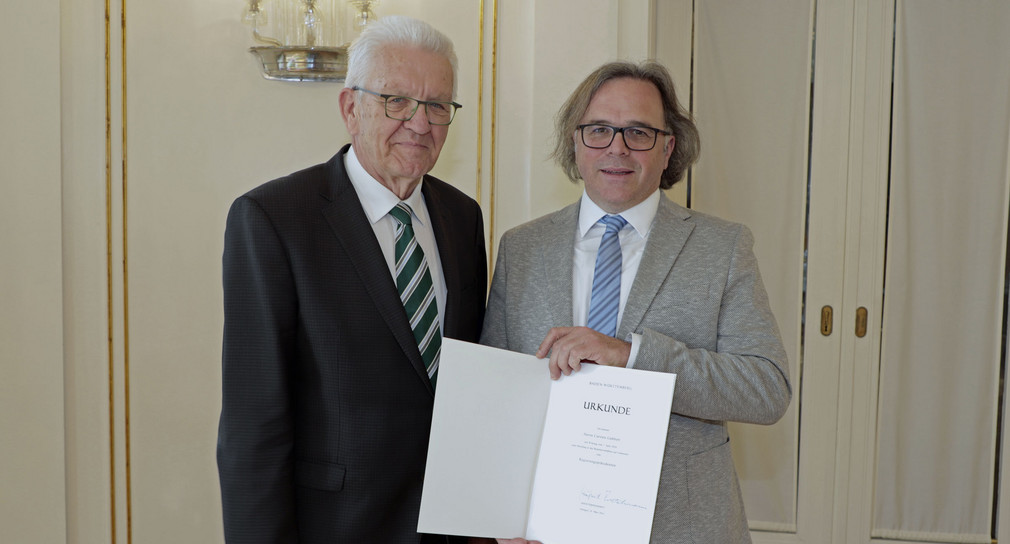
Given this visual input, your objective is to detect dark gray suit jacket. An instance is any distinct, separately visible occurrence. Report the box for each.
[481,194,790,543]
[218,145,486,543]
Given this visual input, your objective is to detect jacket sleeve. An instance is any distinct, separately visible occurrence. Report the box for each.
[217,195,299,543]
[635,225,792,425]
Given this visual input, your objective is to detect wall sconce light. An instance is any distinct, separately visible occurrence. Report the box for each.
[244,0,379,82]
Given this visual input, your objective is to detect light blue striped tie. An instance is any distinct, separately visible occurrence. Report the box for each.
[389,203,441,387]
[586,214,628,337]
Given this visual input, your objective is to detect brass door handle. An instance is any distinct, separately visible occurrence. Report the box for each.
[821,306,833,336]
[855,307,868,338]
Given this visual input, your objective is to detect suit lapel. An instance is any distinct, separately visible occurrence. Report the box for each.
[319,148,434,394]
[421,179,462,337]
[543,203,580,328]
[618,195,694,338]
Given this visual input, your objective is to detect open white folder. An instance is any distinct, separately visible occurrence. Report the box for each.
[418,339,676,544]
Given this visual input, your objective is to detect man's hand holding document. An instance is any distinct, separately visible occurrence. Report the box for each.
[418,339,676,544]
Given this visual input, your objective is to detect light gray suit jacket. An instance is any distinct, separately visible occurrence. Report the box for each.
[480,194,791,544]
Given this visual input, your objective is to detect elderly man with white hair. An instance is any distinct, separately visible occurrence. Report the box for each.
[218,16,484,544]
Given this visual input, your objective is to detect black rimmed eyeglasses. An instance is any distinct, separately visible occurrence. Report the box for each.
[352,86,462,126]
[577,123,671,151]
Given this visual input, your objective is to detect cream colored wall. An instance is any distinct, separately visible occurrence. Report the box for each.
[1,1,67,542]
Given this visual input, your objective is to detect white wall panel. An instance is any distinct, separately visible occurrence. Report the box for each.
[492,0,616,238]
[60,0,118,538]
[1,0,67,542]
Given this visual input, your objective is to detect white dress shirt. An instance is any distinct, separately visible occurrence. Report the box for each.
[573,190,661,367]
[343,146,446,332]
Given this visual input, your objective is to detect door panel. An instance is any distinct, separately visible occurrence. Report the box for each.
[871,2,1010,541]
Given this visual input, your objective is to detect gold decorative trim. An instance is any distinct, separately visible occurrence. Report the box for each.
[488,0,499,269]
[107,0,133,541]
[121,0,133,541]
[104,0,116,541]
[477,0,499,274]
[477,1,484,205]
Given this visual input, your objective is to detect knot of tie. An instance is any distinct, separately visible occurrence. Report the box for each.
[599,214,628,233]
[389,202,414,227]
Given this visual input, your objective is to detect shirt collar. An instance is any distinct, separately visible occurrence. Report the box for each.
[344,145,427,225]
[578,189,660,238]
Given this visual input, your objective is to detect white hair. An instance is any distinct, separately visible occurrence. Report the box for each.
[344,15,458,98]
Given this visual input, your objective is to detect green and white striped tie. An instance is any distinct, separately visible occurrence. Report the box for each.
[389,202,441,386]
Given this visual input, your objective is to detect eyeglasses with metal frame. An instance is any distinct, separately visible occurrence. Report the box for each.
[577,123,672,151]
[352,86,462,126]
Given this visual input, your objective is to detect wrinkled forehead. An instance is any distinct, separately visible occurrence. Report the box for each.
[367,46,455,99]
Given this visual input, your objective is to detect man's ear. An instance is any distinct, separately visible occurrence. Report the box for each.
[339,87,358,134]
[663,134,676,164]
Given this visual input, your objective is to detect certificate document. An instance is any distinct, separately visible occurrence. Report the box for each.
[418,339,676,544]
